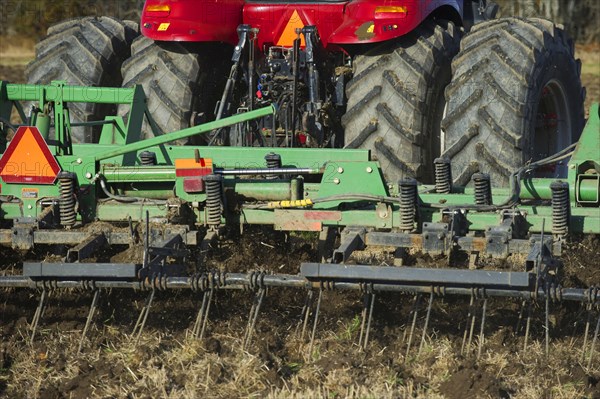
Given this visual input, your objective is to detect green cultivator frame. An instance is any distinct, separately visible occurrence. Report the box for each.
[0,81,599,354]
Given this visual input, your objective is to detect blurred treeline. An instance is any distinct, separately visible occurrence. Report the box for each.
[0,0,598,43]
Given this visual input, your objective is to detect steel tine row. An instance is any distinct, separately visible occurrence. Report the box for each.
[191,289,214,339]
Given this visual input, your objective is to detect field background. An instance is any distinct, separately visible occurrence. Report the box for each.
[0,1,599,399]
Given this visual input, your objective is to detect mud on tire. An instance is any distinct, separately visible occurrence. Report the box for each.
[342,20,461,184]
[119,36,230,144]
[441,18,585,187]
[26,17,138,143]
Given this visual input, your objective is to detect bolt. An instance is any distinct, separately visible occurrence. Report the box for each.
[76,158,82,164]
[333,178,340,185]
[366,167,373,173]
[85,172,93,179]
[424,234,430,240]
[437,233,445,240]
[337,167,344,174]
[27,205,32,209]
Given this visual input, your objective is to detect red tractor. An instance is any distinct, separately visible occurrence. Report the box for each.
[26,0,584,185]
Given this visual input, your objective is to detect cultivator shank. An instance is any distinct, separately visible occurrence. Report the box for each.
[1,82,599,357]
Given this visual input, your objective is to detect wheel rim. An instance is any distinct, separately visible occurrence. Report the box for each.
[533,79,572,178]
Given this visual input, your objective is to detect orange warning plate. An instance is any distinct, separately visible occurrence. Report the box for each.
[276,10,306,47]
[0,126,61,184]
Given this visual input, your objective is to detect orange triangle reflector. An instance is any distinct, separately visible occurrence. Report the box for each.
[0,126,61,184]
[276,10,306,47]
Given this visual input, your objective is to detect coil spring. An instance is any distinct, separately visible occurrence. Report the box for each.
[265,152,281,180]
[204,174,223,227]
[399,178,417,232]
[550,181,570,236]
[139,151,157,166]
[473,173,492,205]
[434,157,452,194]
[58,172,76,227]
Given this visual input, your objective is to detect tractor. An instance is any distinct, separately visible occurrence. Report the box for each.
[25,0,585,186]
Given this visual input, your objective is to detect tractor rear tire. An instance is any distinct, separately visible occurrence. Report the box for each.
[342,20,461,184]
[25,17,138,143]
[119,36,230,144]
[441,18,585,187]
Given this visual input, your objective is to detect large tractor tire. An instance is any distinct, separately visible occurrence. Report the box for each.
[119,36,230,143]
[441,18,585,187]
[343,20,461,183]
[26,17,138,142]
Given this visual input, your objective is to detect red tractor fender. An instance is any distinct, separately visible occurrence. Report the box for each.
[140,0,463,47]
[328,0,463,44]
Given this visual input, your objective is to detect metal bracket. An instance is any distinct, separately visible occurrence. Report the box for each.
[66,233,107,263]
[485,218,513,259]
[333,227,366,263]
[12,220,34,250]
[422,223,449,256]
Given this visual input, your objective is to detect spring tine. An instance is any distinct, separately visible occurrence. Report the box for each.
[467,298,478,352]
[582,304,592,361]
[405,294,421,360]
[244,288,266,350]
[243,290,259,347]
[461,295,475,355]
[78,289,100,353]
[299,290,314,340]
[545,293,550,358]
[477,298,488,361]
[308,289,323,359]
[515,300,526,334]
[524,301,533,351]
[587,310,600,369]
[418,292,434,356]
[200,289,214,340]
[132,289,155,343]
[191,290,210,338]
[358,293,369,348]
[30,289,48,344]
[363,293,376,350]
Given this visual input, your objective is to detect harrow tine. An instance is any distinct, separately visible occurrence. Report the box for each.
[405,293,421,360]
[308,289,323,358]
[78,289,100,353]
[132,289,155,343]
[418,292,434,356]
[524,301,533,351]
[477,298,488,361]
[191,290,212,339]
[298,289,314,340]
[243,288,266,350]
[461,294,475,355]
[588,310,600,369]
[30,289,48,345]
[358,293,376,350]
[515,300,527,334]
[582,304,593,361]
[545,293,550,357]
[199,289,214,340]
[467,298,478,353]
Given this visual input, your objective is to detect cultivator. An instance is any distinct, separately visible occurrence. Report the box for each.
[0,81,599,360]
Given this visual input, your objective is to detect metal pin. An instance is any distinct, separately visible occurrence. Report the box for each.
[132,289,155,343]
[308,289,323,359]
[467,299,478,352]
[199,289,213,339]
[515,300,527,334]
[358,293,369,348]
[588,311,600,369]
[30,289,48,344]
[78,289,100,353]
[405,294,421,360]
[477,298,487,360]
[418,292,434,356]
[461,295,475,355]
